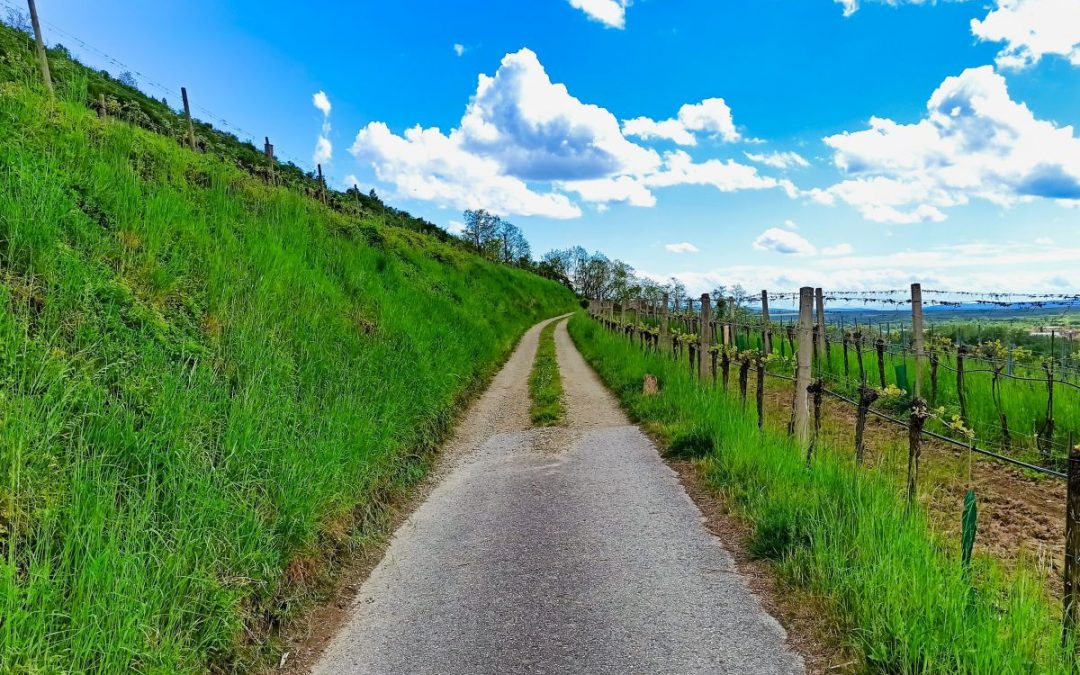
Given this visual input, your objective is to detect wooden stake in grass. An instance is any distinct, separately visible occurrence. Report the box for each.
[660,291,670,351]
[794,287,814,447]
[911,283,925,399]
[27,0,53,98]
[807,378,824,466]
[756,353,767,431]
[739,355,751,409]
[699,293,712,381]
[1066,445,1080,643]
[761,289,772,355]
[876,338,887,389]
[181,87,196,150]
[264,136,275,184]
[843,331,851,377]
[815,287,826,365]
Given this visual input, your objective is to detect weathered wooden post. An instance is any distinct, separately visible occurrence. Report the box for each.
[911,283,925,399]
[27,0,53,97]
[181,86,196,150]
[761,290,772,355]
[1065,446,1080,643]
[660,292,670,349]
[264,137,275,184]
[815,287,826,366]
[795,287,814,447]
[699,293,712,381]
[317,163,327,202]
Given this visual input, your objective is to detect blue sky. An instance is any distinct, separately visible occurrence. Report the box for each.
[25,0,1080,293]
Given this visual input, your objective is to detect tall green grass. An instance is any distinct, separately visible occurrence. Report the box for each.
[0,80,575,672]
[529,319,566,426]
[570,313,1075,673]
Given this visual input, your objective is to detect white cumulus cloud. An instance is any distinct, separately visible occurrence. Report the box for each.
[312,90,333,165]
[745,151,810,170]
[313,136,332,165]
[665,242,700,253]
[753,228,818,256]
[349,48,793,218]
[567,0,629,28]
[313,91,332,117]
[623,98,740,146]
[811,66,1080,223]
[972,0,1080,69]
[351,122,581,218]
[453,43,466,57]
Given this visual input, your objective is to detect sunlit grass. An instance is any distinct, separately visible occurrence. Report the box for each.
[529,319,566,426]
[570,313,1076,674]
[0,79,575,672]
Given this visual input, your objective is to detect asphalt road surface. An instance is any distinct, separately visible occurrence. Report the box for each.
[313,317,804,674]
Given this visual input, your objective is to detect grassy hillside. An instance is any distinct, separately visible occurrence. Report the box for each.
[0,64,575,671]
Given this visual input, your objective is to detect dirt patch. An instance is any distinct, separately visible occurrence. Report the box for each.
[756,376,1065,596]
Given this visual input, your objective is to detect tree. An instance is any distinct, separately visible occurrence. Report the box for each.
[496,220,530,265]
[462,209,499,255]
[118,71,138,88]
[668,278,687,310]
[4,8,32,34]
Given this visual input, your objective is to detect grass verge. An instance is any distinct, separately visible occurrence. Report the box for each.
[568,313,1076,674]
[0,77,576,672]
[529,319,566,426]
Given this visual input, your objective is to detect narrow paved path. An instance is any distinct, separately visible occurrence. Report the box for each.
[314,318,804,674]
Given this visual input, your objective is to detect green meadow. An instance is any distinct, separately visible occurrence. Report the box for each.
[0,57,574,672]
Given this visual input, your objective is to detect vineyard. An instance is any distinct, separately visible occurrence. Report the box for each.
[597,288,1080,476]
[588,285,1080,642]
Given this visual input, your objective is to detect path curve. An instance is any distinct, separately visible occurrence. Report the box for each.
[313,317,804,674]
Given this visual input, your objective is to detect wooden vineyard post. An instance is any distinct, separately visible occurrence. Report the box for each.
[911,283,925,399]
[27,0,53,97]
[843,332,850,377]
[756,354,766,430]
[264,137,275,184]
[1066,446,1080,644]
[1040,360,1056,460]
[875,338,887,389]
[739,356,751,408]
[317,163,327,203]
[699,294,712,381]
[620,296,627,328]
[815,287,826,366]
[957,346,968,424]
[808,379,824,465]
[660,292,670,351]
[794,287,814,447]
[853,329,865,384]
[181,87,196,150]
[760,290,772,354]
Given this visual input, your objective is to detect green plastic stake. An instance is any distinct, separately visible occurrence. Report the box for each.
[961,488,978,569]
[895,364,909,394]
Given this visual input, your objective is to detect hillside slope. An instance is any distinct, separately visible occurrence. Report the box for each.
[0,72,575,671]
